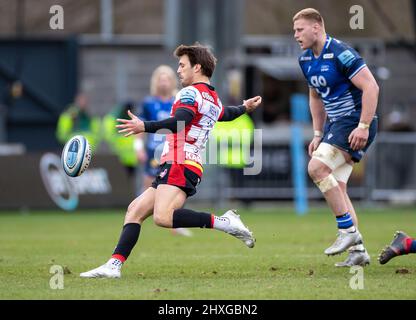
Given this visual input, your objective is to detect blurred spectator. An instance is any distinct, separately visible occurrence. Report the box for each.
[103,101,138,178]
[56,93,101,152]
[382,107,415,189]
[385,109,414,132]
[136,65,177,191]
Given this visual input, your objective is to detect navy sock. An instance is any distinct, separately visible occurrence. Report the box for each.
[336,212,354,229]
[112,223,141,262]
[172,208,212,228]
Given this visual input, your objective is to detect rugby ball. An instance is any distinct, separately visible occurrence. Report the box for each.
[61,135,91,177]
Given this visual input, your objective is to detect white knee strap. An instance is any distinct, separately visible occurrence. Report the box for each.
[333,163,353,184]
[315,174,339,193]
[312,142,346,171]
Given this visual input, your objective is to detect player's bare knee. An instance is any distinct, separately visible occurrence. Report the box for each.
[125,200,150,224]
[308,160,330,181]
[311,143,346,179]
[153,207,173,228]
[307,161,318,180]
[152,215,165,227]
[124,207,140,224]
[153,213,170,228]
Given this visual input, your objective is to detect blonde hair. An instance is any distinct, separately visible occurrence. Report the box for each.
[150,65,178,97]
[293,8,324,26]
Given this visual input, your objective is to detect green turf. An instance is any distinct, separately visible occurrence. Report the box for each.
[0,206,416,299]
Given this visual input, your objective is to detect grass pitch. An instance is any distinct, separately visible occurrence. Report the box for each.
[0,206,416,300]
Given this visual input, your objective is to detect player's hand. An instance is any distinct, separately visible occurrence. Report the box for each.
[308,137,321,157]
[243,96,262,112]
[116,110,145,137]
[348,127,369,151]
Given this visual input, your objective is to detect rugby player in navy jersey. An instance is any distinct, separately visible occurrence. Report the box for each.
[294,8,379,267]
[80,43,262,278]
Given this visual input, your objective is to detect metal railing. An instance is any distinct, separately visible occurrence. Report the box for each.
[367,131,416,203]
[191,130,416,206]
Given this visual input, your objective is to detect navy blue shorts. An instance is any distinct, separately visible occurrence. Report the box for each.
[322,110,378,162]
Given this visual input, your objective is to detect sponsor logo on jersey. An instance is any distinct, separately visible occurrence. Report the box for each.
[323,53,334,59]
[185,151,202,164]
[321,65,330,72]
[300,56,312,61]
[208,105,220,118]
[180,89,196,105]
[202,91,215,103]
[338,50,356,67]
[159,168,168,179]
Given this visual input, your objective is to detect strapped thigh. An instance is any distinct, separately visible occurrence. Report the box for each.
[312,142,346,171]
[332,163,353,183]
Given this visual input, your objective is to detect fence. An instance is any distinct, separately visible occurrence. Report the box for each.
[190,129,416,207]
[367,131,416,204]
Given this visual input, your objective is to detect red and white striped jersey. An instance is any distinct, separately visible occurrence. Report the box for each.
[160,82,224,176]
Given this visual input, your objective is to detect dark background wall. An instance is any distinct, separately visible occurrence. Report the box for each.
[0,38,78,151]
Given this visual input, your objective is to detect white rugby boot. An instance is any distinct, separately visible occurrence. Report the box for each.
[335,249,371,267]
[80,258,122,278]
[324,228,362,256]
[221,210,255,248]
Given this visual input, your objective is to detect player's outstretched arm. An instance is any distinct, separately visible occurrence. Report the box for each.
[243,96,262,113]
[219,96,262,122]
[116,110,145,137]
[116,109,194,136]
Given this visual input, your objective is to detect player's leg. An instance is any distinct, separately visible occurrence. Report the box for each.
[153,184,188,227]
[153,182,193,236]
[143,161,192,237]
[308,159,351,218]
[153,183,255,248]
[333,168,370,266]
[80,187,155,278]
[337,181,358,227]
[114,187,155,257]
[308,143,362,255]
[378,231,416,264]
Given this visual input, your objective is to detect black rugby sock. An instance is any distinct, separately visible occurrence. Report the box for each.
[112,223,141,262]
[172,208,213,228]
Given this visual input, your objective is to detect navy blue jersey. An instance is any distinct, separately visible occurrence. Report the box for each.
[138,96,173,151]
[298,35,367,121]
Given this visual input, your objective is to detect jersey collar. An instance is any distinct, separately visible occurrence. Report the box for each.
[312,34,332,60]
[192,82,215,90]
